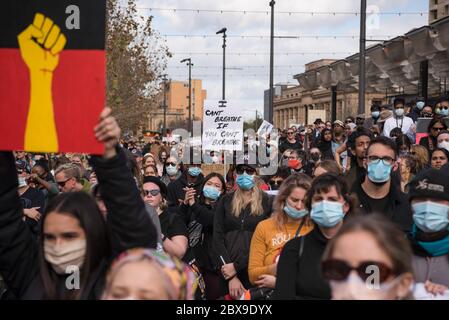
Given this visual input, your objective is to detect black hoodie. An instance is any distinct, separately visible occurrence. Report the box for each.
[167,172,204,207]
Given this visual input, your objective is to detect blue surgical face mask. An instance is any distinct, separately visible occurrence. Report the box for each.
[166,165,178,176]
[412,201,449,233]
[441,108,449,117]
[236,173,255,191]
[371,111,380,119]
[311,200,345,228]
[367,161,392,183]
[283,204,308,220]
[203,186,221,201]
[416,101,425,110]
[188,166,202,177]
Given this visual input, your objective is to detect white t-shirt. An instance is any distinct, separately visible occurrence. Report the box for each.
[382,116,414,138]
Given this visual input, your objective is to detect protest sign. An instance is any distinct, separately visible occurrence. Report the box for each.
[0,0,106,153]
[202,105,243,151]
[257,120,274,138]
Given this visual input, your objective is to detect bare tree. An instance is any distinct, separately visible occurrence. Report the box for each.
[106,0,171,134]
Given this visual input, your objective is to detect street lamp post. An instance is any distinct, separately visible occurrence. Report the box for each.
[269,1,275,123]
[216,28,227,104]
[358,0,367,115]
[181,58,193,133]
[161,74,168,136]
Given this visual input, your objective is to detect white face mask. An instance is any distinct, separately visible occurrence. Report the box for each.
[395,108,405,117]
[438,141,449,152]
[330,272,405,300]
[44,239,86,274]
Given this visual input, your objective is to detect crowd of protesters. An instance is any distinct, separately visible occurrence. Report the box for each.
[2,96,449,300]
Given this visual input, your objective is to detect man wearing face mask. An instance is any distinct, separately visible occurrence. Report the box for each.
[408,98,426,122]
[287,150,312,177]
[408,169,449,287]
[382,98,414,138]
[352,137,413,233]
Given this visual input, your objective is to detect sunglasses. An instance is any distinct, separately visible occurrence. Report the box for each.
[56,178,71,187]
[269,180,283,186]
[432,127,445,132]
[236,167,256,175]
[345,120,354,124]
[143,189,161,197]
[166,162,177,167]
[321,259,395,284]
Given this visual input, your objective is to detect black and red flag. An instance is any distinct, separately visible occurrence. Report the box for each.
[0,0,106,154]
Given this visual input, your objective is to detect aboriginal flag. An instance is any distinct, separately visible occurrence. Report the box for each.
[0,0,106,154]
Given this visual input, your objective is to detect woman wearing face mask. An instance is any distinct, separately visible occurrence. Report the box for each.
[431,148,449,170]
[274,173,353,300]
[437,130,449,153]
[317,129,334,161]
[322,214,414,300]
[408,169,449,292]
[161,156,182,186]
[213,164,273,300]
[102,248,197,300]
[419,118,447,155]
[180,173,226,300]
[395,134,412,157]
[0,108,158,299]
[248,174,314,297]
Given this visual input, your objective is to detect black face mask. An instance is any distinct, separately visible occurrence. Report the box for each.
[422,112,433,118]
[310,153,321,162]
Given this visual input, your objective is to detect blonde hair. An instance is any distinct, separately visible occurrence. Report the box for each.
[410,145,429,173]
[231,185,264,217]
[272,174,313,231]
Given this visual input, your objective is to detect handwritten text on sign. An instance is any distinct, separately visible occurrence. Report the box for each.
[202,106,243,151]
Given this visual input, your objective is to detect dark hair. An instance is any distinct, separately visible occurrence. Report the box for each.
[395,134,412,154]
[371,104,381,112]
[367,136,398,159]
[345,116,355,122]
[439,96,449,104]
[427,118,447,134]
[431,148,449,162]
[273,166,291,179]
[40,192,110,299]
[305,173,353,214]
[144,164,159,177]
[347,127,372,150]
[321,129,333,142]
[390,127,403,138]
[199,173,226,204]
[394,98,406,107]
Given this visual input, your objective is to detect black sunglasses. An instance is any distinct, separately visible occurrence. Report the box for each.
[269,180,283,186]
[56,178,71,187]
[236,167,256,175]
[143,189,161,197]
[165,162,177,167]
[321,259,395,284]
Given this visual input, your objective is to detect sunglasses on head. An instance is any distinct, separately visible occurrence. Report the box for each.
[144,189,161,197]
[321,259,395,284]
[236,167,256,175]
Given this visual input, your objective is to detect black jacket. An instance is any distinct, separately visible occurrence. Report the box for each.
[0,148,157,299]
[181,199,220,271]
[212,191,273,289]
[274,227,331,300]
[352,180,413,233]
[167,173,204,207]
[279,139,303,154]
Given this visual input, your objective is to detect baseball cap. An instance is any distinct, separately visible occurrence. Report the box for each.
[408,168,449,202]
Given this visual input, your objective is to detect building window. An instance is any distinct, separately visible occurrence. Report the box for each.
[434,0,438,5]
[432,9,438,20]
[445,5,449,15]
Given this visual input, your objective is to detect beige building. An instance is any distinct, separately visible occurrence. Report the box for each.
[148,80,207,131]
[274,59,385,129]
[429,0,449,23]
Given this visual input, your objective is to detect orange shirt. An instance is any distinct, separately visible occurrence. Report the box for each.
[248,216,313,285]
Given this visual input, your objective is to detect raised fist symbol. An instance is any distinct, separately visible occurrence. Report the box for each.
[18,13,67,73]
